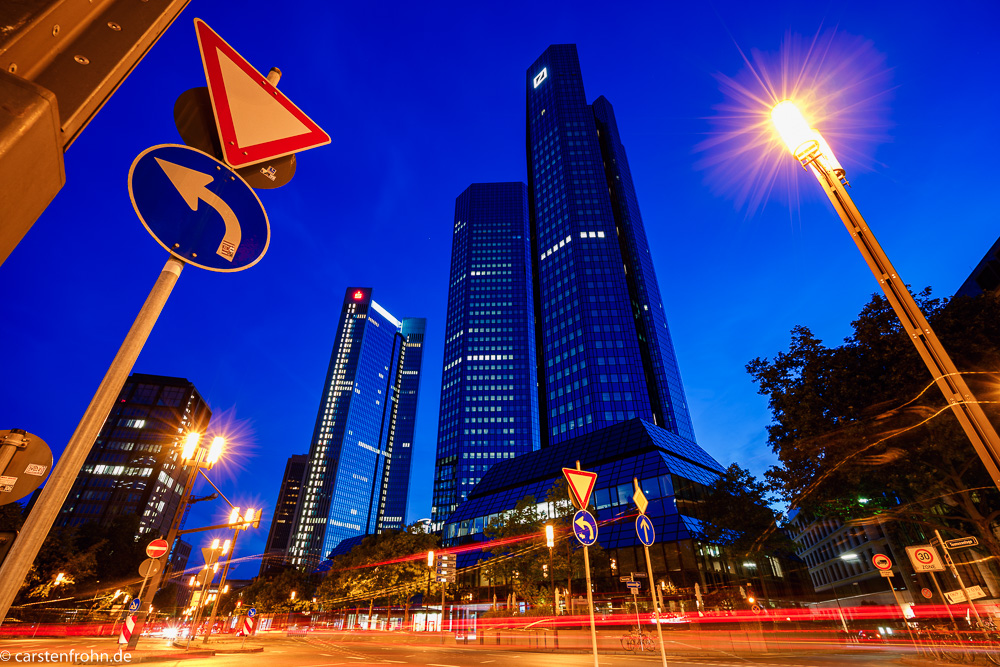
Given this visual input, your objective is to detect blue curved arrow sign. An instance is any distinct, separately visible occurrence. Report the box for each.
[129,144,269,272]
[573,509,598,546]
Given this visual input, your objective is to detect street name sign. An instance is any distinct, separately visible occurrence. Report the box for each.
[636,515,655,547]
[195,19,330,168]
[572,509,598,546]
[905,544,945,572]
[945,537,979,549]
[945,585,986,604]
[562,467,597,509]
[619,576,633,582]
[129,144,270,272]
[872,554,892,570]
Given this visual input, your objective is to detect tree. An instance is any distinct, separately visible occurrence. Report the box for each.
[482,495,547,608]
[316,524,439,621]
[696,463,792,603]
[748,289,1000,559]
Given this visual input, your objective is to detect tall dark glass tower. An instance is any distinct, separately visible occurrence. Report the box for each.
[431,183,541,526]
[57,373,211,536]
[288,288,425,567]
[526,45,694,446]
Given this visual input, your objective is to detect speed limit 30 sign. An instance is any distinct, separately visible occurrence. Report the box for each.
[906,544,946,572]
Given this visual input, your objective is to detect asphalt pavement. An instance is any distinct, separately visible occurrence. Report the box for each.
[0,633,912,666]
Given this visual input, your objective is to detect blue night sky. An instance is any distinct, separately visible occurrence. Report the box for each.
[2,1,998,581]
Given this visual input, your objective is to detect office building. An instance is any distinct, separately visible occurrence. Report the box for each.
[57,373,211,536]
[431,183,542,525]
[259,454,308,575]
[956,236,1000,297]
[526,44,694,446]
[288,288,425,567]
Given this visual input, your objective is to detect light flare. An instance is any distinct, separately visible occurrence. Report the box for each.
[698,28,893,215]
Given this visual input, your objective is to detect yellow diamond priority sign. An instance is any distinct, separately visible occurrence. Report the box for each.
[632,478,649,515]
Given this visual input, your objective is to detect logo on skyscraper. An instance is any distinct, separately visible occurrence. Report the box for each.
[533,68,548,88]
[353,290,364,300]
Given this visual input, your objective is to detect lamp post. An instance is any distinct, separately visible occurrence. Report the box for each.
[130,432,224,649]
[770,101,1000,492]
[426,550,434,631]
[545,525,556,617]
[202,507,259,643]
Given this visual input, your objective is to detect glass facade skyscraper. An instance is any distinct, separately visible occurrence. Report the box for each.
[431,183,541,526]
[288,288,425,567]
[57,373,211,536]
[526,44,694,446]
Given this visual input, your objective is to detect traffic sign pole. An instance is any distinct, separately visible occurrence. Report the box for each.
[935,529,983,625]
[0,257,184,627]
[929,571,961,636]
[573,461,598,667]
[635,478,668,667]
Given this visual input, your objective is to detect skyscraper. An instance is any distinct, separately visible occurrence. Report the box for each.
[526,44,694,446]
[57,373,211,536]
[431,183,541,525]
[259,454,308,575]
[288,288,425,567]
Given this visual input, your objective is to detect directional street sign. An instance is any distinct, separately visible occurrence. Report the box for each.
[195,19,330,169]
[636,514,655,547]
[129,144,270,272]
[619,576,633,582]
[872,554,892,571]
[573,509,598,546]
[146,539,169,559]
[626,581,641,591]
[248,607,256,618]
[436,554,456,583]
[562,468,598,509]
[945,585,986,604]
[129,598,141,612]
[945,537,979,549]
[906,544,946,572]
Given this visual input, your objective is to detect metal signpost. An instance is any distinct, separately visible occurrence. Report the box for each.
[871,554,918,646]
[934,530,984,626]
[633,478,668,667]
[0,16,327,631]
[563,463,599,667]
[436,553,455,639]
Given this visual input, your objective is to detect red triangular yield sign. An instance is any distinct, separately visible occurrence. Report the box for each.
[195,18,330,168]
[562,467,598,509]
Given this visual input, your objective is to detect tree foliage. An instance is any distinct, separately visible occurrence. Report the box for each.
[316,524,438,609]
[748,289,1000,556]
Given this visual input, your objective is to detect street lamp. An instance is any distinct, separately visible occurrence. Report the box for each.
[203,507,260,644]
[137,431,226,619]
[769,100,1000,492]
[545,525,556,617]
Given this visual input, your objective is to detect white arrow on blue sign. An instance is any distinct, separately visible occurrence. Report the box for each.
[573,509,598,546]
[129,144,270,272]
[129,598,141,612]
[636,514,655,547]
[248,608,256,617]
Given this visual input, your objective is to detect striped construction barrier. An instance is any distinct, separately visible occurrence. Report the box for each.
[118,615,136,645]
[242,616,256,636]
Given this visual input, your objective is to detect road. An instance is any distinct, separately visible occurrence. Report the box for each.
[0,635,908,667]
